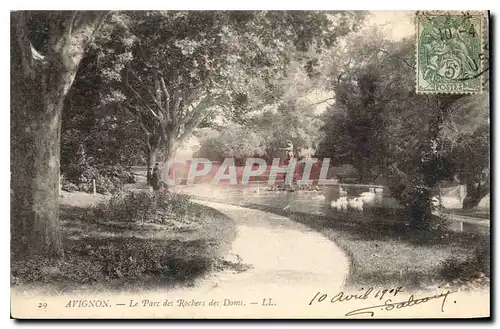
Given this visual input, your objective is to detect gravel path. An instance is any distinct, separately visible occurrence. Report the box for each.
[176,200,350,298]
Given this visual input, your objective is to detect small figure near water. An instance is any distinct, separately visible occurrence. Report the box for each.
[151,163,161,191]
[147,168,153,186]
[339,186,347,196]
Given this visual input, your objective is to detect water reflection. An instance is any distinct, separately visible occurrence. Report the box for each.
[178,183,403,217]
[176,183,489,234]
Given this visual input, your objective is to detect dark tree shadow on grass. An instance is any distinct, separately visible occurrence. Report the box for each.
[12,201,238,294]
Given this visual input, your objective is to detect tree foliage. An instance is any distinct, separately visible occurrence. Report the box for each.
[91,11,365,169]
[318,30,490,228]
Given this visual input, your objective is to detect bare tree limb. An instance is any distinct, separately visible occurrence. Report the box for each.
[178,97,214,142]
[305,97,335,109]
[179,108,216,144]
[146,85,165,114]
[181,95,212,126]
[159,76,171,122]
[123,67,160,120]
[171,90,182,125]
[152,71,162,106]
[159,76,171,110]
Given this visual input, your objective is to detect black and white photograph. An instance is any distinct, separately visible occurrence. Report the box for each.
[9,9,490,319]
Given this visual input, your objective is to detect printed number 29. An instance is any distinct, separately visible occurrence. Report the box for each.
[37,302,47,309]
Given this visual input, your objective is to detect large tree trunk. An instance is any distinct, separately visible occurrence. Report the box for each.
[146,149,157,172]
[11,77,66,256]
[161,138,178,190]
[11,11,106,257]
[146,135,160,172]
[407,188,433,231]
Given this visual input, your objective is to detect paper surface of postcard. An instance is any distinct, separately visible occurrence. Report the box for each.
[11,10,490,319]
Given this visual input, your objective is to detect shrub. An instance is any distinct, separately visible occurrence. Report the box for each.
[93,190,192,223]
[439,257,479,281]
[439,235,490,283]
[430,211,451,233]
[61,164,135,194]
[11,238,212,285]
[474,235,490,276]
[61,175,79,192]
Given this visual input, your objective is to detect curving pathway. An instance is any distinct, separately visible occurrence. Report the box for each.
[179,200,350,298]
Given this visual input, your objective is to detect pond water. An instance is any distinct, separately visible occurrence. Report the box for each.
[176,183,402,218]
[174,183,489,235]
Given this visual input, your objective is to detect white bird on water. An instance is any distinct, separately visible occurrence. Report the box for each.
[331,196,348,210]
[359,191,376,203]
[313,194,326,201]
[347,197,364,211]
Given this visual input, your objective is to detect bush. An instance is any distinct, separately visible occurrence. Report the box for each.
[439,235,490,283]
[93,190,192,223]
[11,238,212,285]
[430,211,451,233]
[474,235,490,276]
[61,164,135,194]
[61,175,79,192]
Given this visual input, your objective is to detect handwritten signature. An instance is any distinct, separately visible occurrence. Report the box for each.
[344,290,456,317]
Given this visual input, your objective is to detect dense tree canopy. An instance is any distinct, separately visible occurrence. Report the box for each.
[317,29,490,227]
[90,11,365,170]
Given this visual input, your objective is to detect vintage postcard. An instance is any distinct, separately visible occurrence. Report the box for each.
[10,10,490,319]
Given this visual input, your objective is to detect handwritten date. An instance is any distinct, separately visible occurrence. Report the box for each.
[309,287,456,317]
[309,286,404,305]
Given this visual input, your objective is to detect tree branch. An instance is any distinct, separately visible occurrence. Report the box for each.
[13,11,43,79]
[171,90,183,125]
[178,97,214,142]
[122,67,160,120]
[159,76,171,109]
[305,97,335,109]
[150,71,163,106]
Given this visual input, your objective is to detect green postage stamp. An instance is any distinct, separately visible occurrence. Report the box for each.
[416,11,486,94]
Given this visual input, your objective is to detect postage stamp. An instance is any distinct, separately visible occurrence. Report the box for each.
[416,11,485,94]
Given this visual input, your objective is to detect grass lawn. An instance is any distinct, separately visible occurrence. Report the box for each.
[191,196,490,292]
[11,191,237,295]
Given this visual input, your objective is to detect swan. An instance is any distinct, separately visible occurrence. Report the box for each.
[348,197,364,211]
[374,187,384,194]
[313,194,326,200]
[359,191,376,203]
[339,186,347,196]
[334,196,348,210]
[332,198,347,210]
[341,198,349,210]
